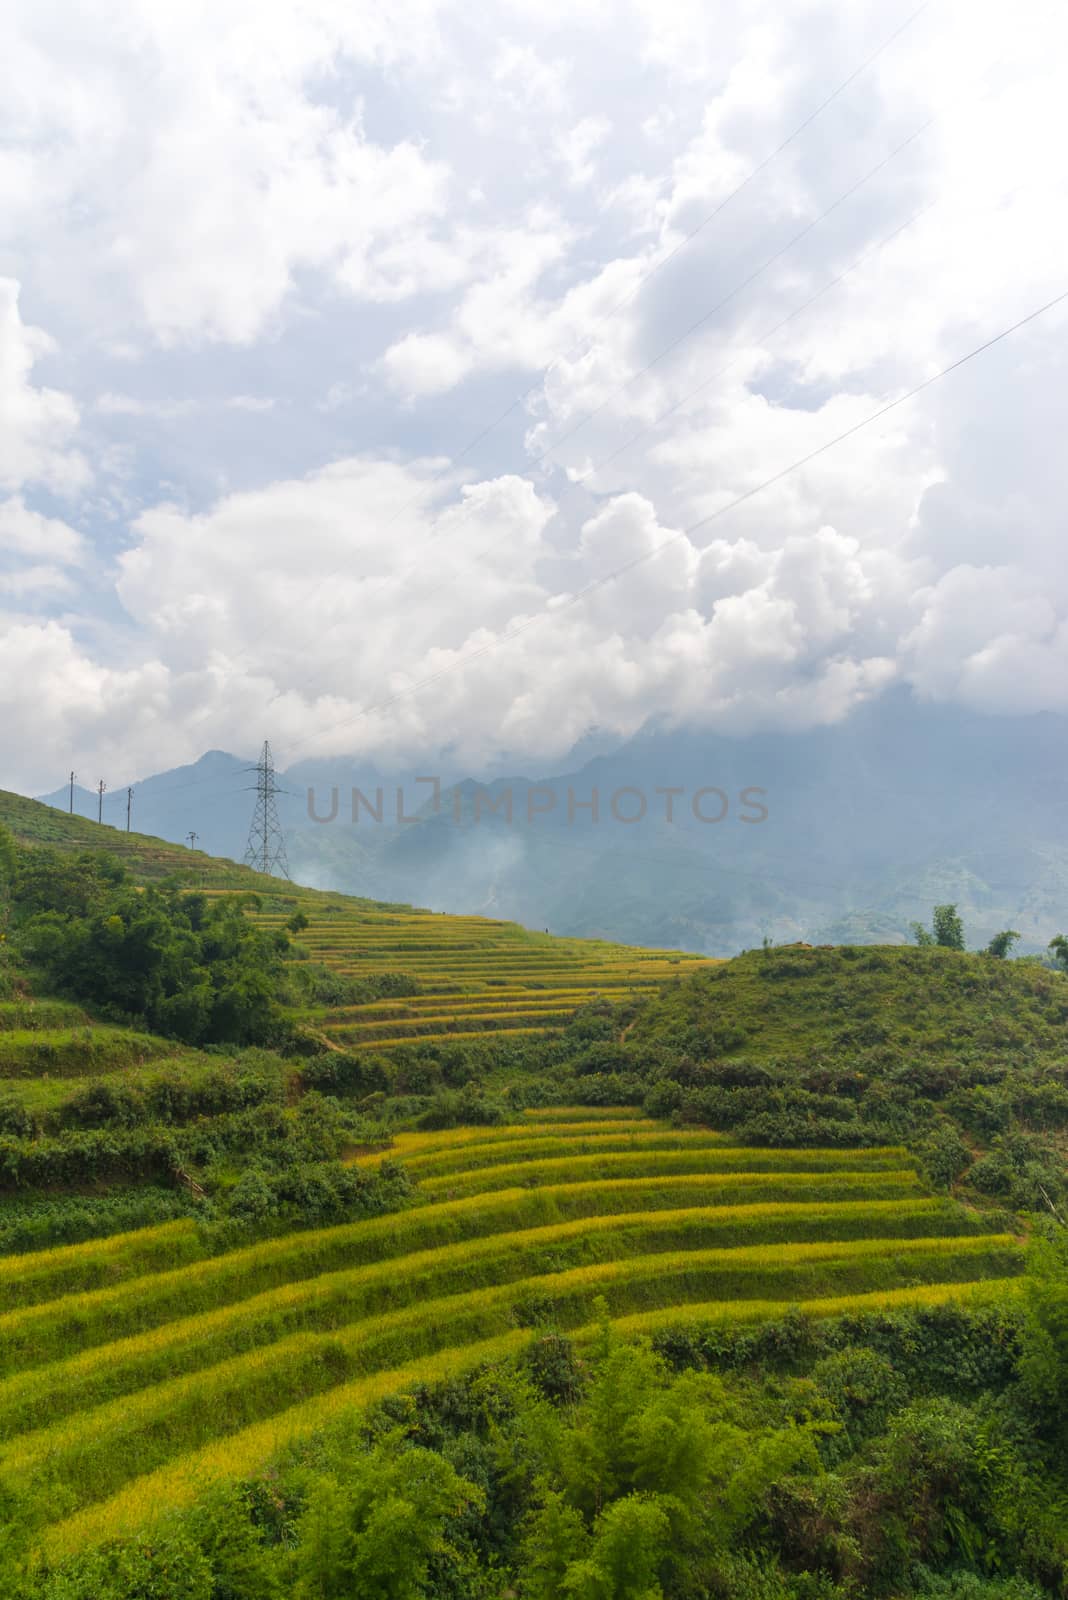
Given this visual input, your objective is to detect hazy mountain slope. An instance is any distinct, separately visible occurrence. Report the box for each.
[32,691,1068,954]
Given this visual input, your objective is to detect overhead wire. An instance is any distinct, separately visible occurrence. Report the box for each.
[265,152,938,718]
[277,286,1068,762]
[213,0,936,674]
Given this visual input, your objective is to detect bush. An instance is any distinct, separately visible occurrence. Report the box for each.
[920,1127,973,1191]
[416,1088,507,1131]
[811,1346,906,1457]
[15,860,292,1048]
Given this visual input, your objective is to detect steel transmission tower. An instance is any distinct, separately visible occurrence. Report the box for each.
[243,741,291,879]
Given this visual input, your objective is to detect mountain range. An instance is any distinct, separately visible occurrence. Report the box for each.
[38,690,1068,956]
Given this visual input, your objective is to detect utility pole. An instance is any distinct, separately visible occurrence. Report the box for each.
[97,780,107,825]
[243,740,291,879]
[69,771,76,815]
[186,831,198,850]
[126,787,134,833]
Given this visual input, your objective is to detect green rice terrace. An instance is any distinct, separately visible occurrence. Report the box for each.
[2,793,1068,1594]
[267,905,709,1052]
[0,1110,1026,1562]
[0,785,710,1062]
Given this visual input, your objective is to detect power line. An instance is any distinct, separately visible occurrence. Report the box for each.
[275,167,937,718]
[96,24,973,814]
[50,766,1019,910]
[525,119,934,465]
[215,0,934,675]
[539,0,935,371]
[566,202,936,487]
[104,266,1065,821]
[280,285,1068,761]
[88,185,941,818]
[398,1,936,476]
[282,763,1021,911]
[290,116,932,682]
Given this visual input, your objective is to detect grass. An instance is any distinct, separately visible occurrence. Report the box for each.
[388,1127,733,1178]
[0,790,1046,1563]
[0,784,712,1065]
[0,1000,89,1031]
[342,1026,560,1050]
[0,1198,976,1435]
[413,1144,913,1199]
[0,1103,1026,1560]
[609,1275,1028,1339]
[0,1162,922,1373]
[0,1165,924,1313]
[257,896,710,1055]
[0,1025,176,1079]
[39,1333,534,1561]
[384,1118,663,1156]
[0,1219,201,1309]
[522,1104,649,1121]
[629,942,1068,1073]
[38,1274,1028,1562]
[3,1233,1022,1524]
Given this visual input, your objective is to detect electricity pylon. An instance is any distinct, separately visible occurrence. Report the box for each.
[243,741,291,879]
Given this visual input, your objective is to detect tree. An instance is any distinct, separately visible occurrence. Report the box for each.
[1049,935,1068,974]
[561,1495,672,1600]
[13,846,123,917]
[932,905,965,950]
[913,906,965,950]
[293,1441,482,1600]
[531,1317,821,1593]
[986,930,1021,960]
[15,854,290,1046]
[287,910,310,935]
[521,1491,590,1600]
[1019,1230,1068,1444]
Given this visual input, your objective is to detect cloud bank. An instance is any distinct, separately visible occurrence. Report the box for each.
[1,0,1067,792]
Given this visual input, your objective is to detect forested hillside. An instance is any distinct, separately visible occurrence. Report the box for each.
[1,795,1068,1598]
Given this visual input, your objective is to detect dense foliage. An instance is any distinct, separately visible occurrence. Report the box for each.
[3,821,1068,1597]
[346,943,1068,1215]
[0,838,410,1250]
[12,848,291,1046]
[9,1275,1068,1599]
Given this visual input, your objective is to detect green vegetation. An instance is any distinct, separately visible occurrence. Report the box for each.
[8,1266,1068,1598]
[14,852,292,1047]
[1,796,1068,1596]
[0,1114,1031,1587]
[911,903,966,950]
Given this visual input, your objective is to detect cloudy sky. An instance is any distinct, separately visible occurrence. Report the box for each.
[2,0,1067,795]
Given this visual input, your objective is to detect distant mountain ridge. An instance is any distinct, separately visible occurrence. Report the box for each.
[34,690,1068,955]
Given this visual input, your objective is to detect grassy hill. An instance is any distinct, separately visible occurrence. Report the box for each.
[631,941,1068,1077]
[0,1108,1025,1565]
[0,788,274,887]
[0,788,709,1060]
[1,792,1068,1594]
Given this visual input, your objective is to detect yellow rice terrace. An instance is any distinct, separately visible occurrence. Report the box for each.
[1,796,1067,1597]
[260,901,710,1053]
[0,1111,1025,1562]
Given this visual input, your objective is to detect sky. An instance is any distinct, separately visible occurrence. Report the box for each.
[2,0,1067,796]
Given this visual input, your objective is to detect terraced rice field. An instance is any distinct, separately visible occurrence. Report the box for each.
[0,998,178,1082]
[255,903,711,1052]
[0,891,709,1076]
[0,1110,1025,1561]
